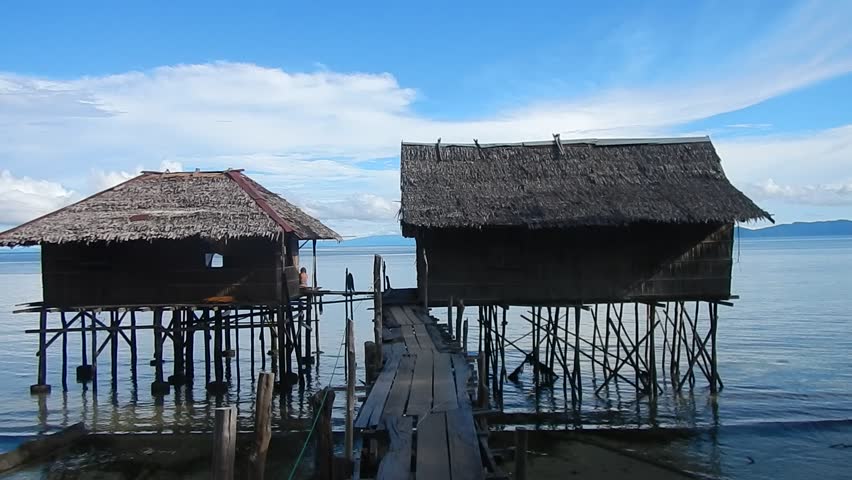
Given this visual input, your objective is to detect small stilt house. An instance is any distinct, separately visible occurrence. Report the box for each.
[400,137,772,306]
[0,170,340,306]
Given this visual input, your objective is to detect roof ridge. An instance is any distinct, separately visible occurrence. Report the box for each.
[401,136,711,148]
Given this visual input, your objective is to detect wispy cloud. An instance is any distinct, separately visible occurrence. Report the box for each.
[746,178,852,206]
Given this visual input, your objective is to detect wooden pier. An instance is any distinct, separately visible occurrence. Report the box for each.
[355,302,486,480]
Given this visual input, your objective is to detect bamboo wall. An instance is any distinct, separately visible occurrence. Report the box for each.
[415,223,734,305]
[41,236,297,306]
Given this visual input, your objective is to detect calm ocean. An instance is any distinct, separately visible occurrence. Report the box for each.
[0,237,850,479]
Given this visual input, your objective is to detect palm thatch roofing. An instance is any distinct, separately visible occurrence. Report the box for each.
[0,170,341,246]
[400,136,771,233]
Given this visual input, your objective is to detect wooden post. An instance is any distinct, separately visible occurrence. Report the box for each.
[455,300,464,344]
[514,427,528,480]
[364,341,377,383]
[311,387,335,480]
[31,310,50,394]
[210,309,225,392]
[477,354,488,409]
[90,312,98,391]
[109,311,118,389]
[574,306,582,401]
[710,302,718,393]
[304,296,312,361]
[152,308,169,395]
[212,406,237,480]
[129,310,138,381]
[462,318,469,354]
[373,254,383,370]
[78,311,89,383]
[448,296,454,339]
[649,305,657,397]
[172,309,185,385]
[421,246,429,310]
[185,311,195,381]
[205,312,212,385]
[345,315,356,462]
[61,312,68,392]
[249,372,274,480]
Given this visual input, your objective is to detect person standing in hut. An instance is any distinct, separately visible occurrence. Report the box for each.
[299,267,309,288]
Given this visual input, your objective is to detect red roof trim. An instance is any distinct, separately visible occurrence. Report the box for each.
[225,171,295,234]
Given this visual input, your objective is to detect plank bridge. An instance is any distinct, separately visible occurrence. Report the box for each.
[355,303,487,480]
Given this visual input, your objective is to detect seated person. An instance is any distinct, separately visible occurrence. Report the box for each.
[299,267,309,288]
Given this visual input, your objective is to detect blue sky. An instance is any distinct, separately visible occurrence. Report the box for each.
[1,0,851,236]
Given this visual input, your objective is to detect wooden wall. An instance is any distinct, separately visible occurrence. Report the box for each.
[415,223,734,306]
[42,236,292,306]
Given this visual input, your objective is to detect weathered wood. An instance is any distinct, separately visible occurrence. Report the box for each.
[451,354,471,405]
[416,412,451,479]
[185,311,195,380]
[355,345,403,428]
[433,354,456,412]
[248,372,274,480]
[172,309,185,385]
[710,302,719,393]
[377,416,412,480]
[311,387,335,480]
[455,300,465,345]
[514,428,528,480]
[448,296,454,339]
[447,407,484,480]
[407,351,434,417]
[382,354,414,420]
[212,406,237,480]
[60,312,68,391]
[32,310,48,393]
[462,318,469,353]
[477,355,488,409]
[129,310,138,380]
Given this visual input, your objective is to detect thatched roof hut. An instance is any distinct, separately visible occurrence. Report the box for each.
[0,170,339,306]
[0,170,340,246]
[400,137,770,305]
[401,136,770,234]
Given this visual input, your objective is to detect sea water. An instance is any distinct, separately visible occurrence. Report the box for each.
[0,238,850,479]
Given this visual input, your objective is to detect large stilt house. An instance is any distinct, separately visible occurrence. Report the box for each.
[400,137,772,306]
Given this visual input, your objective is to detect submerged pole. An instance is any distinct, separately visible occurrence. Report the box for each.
[151,308,169,395]
[31,309,50,395]
[373,255,383,370]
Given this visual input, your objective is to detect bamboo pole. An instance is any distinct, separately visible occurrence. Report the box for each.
[373,255,383,370]
[212,406,237,480]
[186,311,195,381]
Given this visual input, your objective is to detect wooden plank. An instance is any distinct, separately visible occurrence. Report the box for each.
[406,351,434,417]
[377,416,413,480]
[413,324,433,351]
[416,412,451,480]
[451,354,472,406]
[447,407,484,480]
[432,354,457,412]
[382,354,415,420]
[388,307,412,326]
[355,347,402,429]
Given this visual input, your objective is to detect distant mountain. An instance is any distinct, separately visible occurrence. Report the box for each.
[319,235,415,247]
[738,220,852,238]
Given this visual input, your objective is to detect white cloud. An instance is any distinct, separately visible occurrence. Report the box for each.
[0,171,76,226]
[746,178,852,206]
[90,168,136,191]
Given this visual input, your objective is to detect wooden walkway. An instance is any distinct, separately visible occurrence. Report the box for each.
[355,304,484,480]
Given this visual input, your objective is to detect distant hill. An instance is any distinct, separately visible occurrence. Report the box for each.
[738,220,852,238]
[319,235,415,247]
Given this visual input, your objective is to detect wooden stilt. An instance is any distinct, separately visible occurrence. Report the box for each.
[110,311,118,390]
[455,300,464,344]
[710,302,719,393]
[212,406,237,480]
[31,310,51,395]
[129,310,138,382]
[649,305,657,398]
[574,306,582,401]
[249,371,274,480]
[171,309,185,386]
[373,255,383,370]
[90,312,98,392]
[305,297,313,361]
[344,314,355,463]
[151,308,169,395]
[61,312,68,392]
[78,311,90,383]
[185,311,195,381]
[205,311,212,386]
[249,309,256,376]
[234,311,241,387]
[209,308,226,393]
[259,313,266,372]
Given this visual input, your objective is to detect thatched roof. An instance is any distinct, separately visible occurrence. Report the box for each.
[400,136,771,232]
[0,170,341,246]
